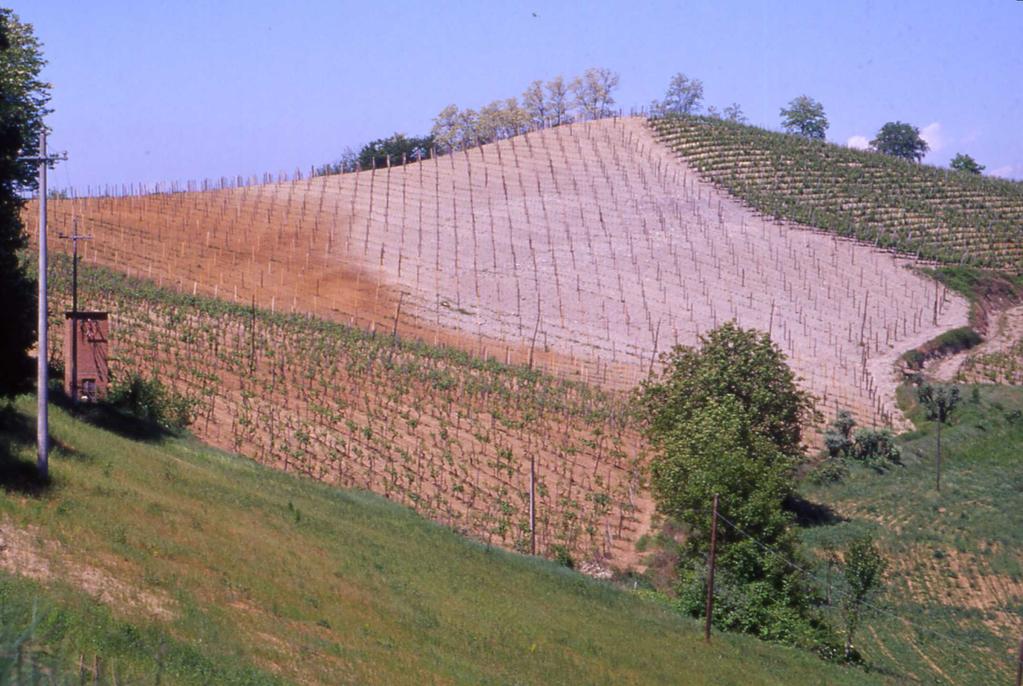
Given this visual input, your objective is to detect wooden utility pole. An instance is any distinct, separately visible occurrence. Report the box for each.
[58,223,92,403]
[704,494,719,642]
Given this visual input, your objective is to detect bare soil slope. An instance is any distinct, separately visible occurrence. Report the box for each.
[26,117,967,431]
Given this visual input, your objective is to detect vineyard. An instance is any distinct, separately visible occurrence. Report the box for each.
[25,117,968,436]
[44,256,650,568]
[651,115,1023,270]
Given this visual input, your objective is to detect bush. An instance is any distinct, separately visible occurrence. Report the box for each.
[107,373,194,431]
[809,458,849,485]
[851,428,901,470]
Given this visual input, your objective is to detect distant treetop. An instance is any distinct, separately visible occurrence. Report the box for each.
[779,95,828,140]
[871,122,929,162]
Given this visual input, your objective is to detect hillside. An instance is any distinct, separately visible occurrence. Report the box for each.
[799,384,1023,684]
[42,256,651,569]
[651,116,1023,270]
[0,397,886,685]
[25,117,968,433]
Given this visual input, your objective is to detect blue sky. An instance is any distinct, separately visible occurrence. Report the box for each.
[19,0,1023,189]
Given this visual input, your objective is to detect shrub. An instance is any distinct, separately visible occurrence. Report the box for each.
[851,428,901,470]
[107,373,194,431]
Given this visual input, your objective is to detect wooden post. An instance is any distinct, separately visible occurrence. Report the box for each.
[704,493,719,642]
[1015,635,1023,686]
[529,454,536,555]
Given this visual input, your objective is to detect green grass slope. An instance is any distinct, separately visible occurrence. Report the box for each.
[0,398,883,685]
[802,385,1023,685]
[651,116,1023,271]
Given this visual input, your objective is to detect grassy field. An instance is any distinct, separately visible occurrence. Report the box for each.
[801,384,1023,685]
[0,396,886,685]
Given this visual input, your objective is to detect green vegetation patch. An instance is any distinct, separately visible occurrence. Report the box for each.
[651,116,1023,271]
[0,398,885,685]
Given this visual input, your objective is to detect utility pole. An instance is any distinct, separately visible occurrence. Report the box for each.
[704,493,719,643]
[58,221,92,403]
[20,129,68,479]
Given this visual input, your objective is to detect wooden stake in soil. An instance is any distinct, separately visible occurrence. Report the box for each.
[704,493,719,643]
[1016,635,1023,686]
[529,454,537,555]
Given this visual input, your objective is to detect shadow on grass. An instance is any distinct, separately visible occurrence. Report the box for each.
[0,404,52,495]
[784,494,845,527]
[71,402,172,443]
[48,382,173,444]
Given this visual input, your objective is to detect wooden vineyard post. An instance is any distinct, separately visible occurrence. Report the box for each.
[1016,634,1022,686]
[704,493,719,643]
[529,454,536,555]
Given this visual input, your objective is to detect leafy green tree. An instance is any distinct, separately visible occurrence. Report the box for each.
[950,152,984,175]
[779,95,828,140]
[641,323,832,650]
[640,322,819,457]
[840,535,886,660]
[658,72,704,116]
[870,122,929,162]
[357,133,434,169]
[916,383,960,490]
[0,9,50,399]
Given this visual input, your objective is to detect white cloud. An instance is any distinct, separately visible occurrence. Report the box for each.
[989,164,1017,179]
[846,135,870,150]
[920,122,944,154]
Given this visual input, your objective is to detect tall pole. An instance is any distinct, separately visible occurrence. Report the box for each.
[704,493,719,642]
[37,129,48,479]
[59,225,91,403]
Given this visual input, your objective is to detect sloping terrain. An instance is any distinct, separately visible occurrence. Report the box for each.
[43,257,650,569]
[26,117,967,432]
[801,385,1023,685]
[0,398,888,685]
[652,116,1023,270]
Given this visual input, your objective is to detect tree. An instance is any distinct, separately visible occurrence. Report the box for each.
[722,102,747,124]
[640,323,832,650]
[521,80,546,128]
[871,122,929,162]
[639,321,819,457]
[545,76,571,126]
[659,72,704,116]
[478,98,528,143]
[950,153,984,175]
[840,535,886,660]
[314,146,358,176]
[0,9,50,399]
[430,104,461,152]
[570,67,619,119]
[779,95,828,140]
[916,383,960,491]
[357,132,434,169]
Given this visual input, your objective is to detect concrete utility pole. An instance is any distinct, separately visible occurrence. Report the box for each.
[59,221,92,403]
[20,129,67,479]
